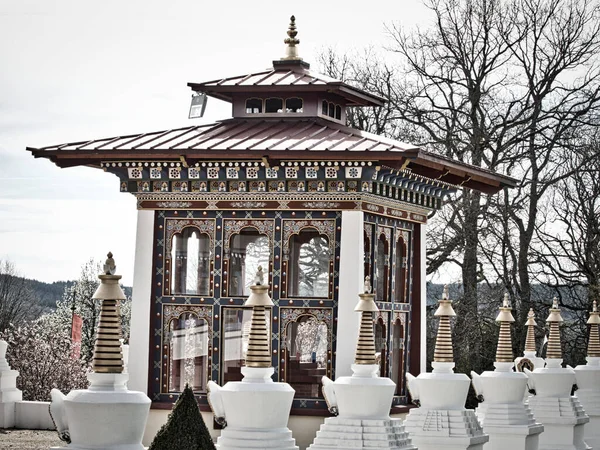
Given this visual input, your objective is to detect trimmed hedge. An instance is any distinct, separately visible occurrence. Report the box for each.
[149,384,216,450]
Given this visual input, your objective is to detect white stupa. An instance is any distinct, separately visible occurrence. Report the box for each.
[50,253,150,450]
[524,297,590,450]
[403,286,488,450]
[515,309,545,373]
[471,294,543,450]
[308,276,415,450]
[574,300,600,449]
[207,267,298,450]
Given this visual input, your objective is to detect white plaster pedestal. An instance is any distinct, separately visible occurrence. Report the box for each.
[50,372,150,450]
[308,364,415,450]
[574,357,600,449]
[208,367,298,450]
[471,362,543,450]
[525,360,590,450]
[0,340,22,428]
[404,362,488,450]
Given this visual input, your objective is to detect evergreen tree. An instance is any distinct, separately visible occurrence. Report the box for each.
[149,385,216,450]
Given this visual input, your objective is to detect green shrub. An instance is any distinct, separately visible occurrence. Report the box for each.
[149,384,216,450]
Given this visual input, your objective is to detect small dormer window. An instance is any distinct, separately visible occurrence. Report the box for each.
[322,100,328,115]
[246,98,263,114]
[320,100,343,122]
[286,97,303,113]
[265,98,284,113]
[335,105,342,120]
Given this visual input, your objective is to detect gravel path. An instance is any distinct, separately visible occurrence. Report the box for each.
[0,429,65,450]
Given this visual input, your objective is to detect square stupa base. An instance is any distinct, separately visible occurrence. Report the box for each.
[582,415,600,450]
[404,409,488,450]
[476,402,544,450]
[307,417,416,449]
[216,427,298,450]
[528,396,590,450]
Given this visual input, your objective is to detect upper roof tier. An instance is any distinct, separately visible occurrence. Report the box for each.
[187,16,385,108]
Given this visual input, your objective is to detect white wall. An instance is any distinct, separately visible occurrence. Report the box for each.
[335,210,364,378]
[420,222,427,373]
[15,401,54,430]
[128,209,155,393]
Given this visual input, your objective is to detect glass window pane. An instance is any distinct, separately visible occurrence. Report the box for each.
[392,318,405,395]
[395,239,407,302]
[222,307,270,383]
[288,230,329,298]
[328,103,335,118]
[284,316,328,398]
[376,236,387,300]
[335,105,342,120]
[171,229,211,296]
[285,97,303,113]
[265,98,283,113]
[168,313,209,392]
[229,229,270,296]
[322,100,328,115]
[245,98,263,114]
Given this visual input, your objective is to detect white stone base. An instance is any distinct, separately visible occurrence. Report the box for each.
[216,427,298,450]
[575,389,600,448]
[0,367,22,428]
[527,396,590,450]
[404,408,488,450]
[580,415,600,450]
[51,445,143,450]
[307,417,415,450]
[475,403,543,450]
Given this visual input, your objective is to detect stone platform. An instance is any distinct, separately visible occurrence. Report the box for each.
[476,403,543,450]
[308,417,415,450]
[216,427,297,450]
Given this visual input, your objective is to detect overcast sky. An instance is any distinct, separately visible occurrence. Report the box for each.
[0,0,432,285]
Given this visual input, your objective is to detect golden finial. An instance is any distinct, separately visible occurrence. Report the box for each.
[546,297,564,360]
[91,253,126,374]
[245,268,274,368]
[524,308,537,353]
[433,285,456,363]
[587,300,600,358]
[282,15,302,61]
[495,293,515,363]
[354,276,378,365]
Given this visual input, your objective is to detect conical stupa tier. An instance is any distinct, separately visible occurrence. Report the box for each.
[404,286,488,450]
[92,299,124,373]
[516,308,544,373]
[246,305,271,368]
[574,300,600,449]
[525,297,590,450]
[355,311,377,365]
[471,294,543,450]
[525,309,537,353]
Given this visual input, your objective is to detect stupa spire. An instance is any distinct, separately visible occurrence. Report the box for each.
[433,285,456,363]
[282,15,301,61]
[545,297,564,360]
[495,293,515,363]
[587,300,600,358]
[524,308,537,353]
[91,252,127,373]
[245,266,274,368]
[354,276,378,365]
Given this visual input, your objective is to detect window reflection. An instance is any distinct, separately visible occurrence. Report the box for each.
[171,229,211,295]
[288,229,329,297]
[284,315,328,398]
[229,229,270,296]
[168,313,209,392]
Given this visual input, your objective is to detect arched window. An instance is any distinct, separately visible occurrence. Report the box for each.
[374,318,388,377]
[335,104,342,120]
[328,102,335,118]
[395,237,407,302]
[322,100,328,115]
[167,313,209,393]
[283,315,328,398]
[171,228,211,296]
[285,97,303,113]
[222,307,270,383]
[364,229,371,280]
[245,98,263,114]
[288,229,329,298]
[265,98,283,113]
[228,228,270,296]
[376,234,389,301]
[391,318,405,395]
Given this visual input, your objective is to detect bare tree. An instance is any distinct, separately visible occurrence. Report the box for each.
[0,260,39,332]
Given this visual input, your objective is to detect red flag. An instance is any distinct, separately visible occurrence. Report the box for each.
[71,313,83,359]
